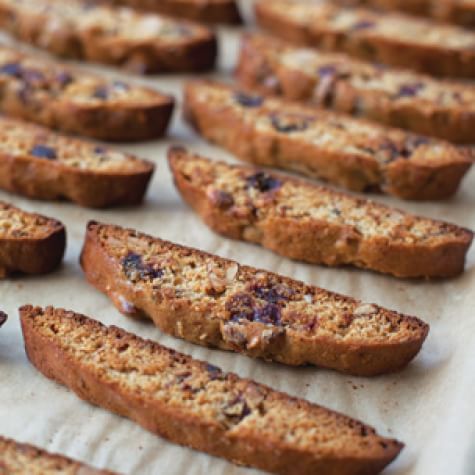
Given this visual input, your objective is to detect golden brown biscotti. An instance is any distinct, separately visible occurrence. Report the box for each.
[81,221,429,376]
[168,148,473,279]
[0,118,154,208]
[20,305,404,475]
[0,201,65,276]
[236,34,475,144]
[184,80,472,200]
[0,435,118,474]
[0,0,217,74]
[255,0,475,79]
[0,46,174,142]
[0,311,6,328]
[98,0,242,25]
[338,0,475,28]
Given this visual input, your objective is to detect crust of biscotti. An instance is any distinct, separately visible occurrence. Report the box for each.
[0,122,155,208]
[0,203,66,276]
[0,436,117,474]
[19,305,403,474]
[168,148,473,279]
[235,35,475,144]
[106,0,242,25]
[345,0,475,28]
[80,221,429,376]
[0,311,6,328]
[254,1,475,79]
[184,80,472,200]
[0,1,217,74]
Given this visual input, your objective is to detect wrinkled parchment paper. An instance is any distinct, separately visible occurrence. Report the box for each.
[1,3,474,474]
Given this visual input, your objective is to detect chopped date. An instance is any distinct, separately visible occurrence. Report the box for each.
[395,83,425,98]
[0,62,22,77]
[226,293,282,326]
[122,252,163,282]
[250,283,294,304]
[246,172,282,193]
[351,20,375,31]
[234,91,264,108]
[270,114,309,133]
[30,145,57,160]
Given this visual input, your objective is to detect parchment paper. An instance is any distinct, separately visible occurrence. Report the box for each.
[1,3,474,474]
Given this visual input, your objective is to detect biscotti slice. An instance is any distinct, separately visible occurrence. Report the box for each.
[0,311,6,328]
[0,45,174,142]
[99,0,242,25]
[0,202,65,277]
[184,80,472,200]
[255,0,475,79]
[236,34,475,144]
[169,147,473,279]
[20,305,404,475]
[0,118,154,208]
[337,0,475,28]
[0,435,118,474]
[0,0,216,74]
[81,221,429,375]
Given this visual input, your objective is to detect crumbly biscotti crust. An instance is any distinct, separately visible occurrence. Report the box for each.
[0,201,66,276]
[0,435,118,474]
[184,80,472,200]
[338,0,475,28]
[20,305,404,475]
[99,0,242,25]
[255,0,475,78]
[0,0,217,74]
[0,45,174,142]
[236,34,475,144]
[81,221,429,375]
[0,311,6,328]
[168,148,473,279]
[0,117,154,208]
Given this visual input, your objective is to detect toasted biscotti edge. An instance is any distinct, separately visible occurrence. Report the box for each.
[19,305,404,475]
[0,436,118,474]
[184,80,473,200]
[81,220,429,376]
[0,204,66,276]
[0,311,6,328]
[235,34,475,144]
[168,147,474,279]
[254,1,475,79]
[0,142,155,209]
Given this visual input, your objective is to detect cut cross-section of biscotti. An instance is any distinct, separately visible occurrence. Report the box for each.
[0,435,118,474]
[255,0,475,79]
[20,305,404,475]
[236,34,475,144]
[184,80,472,200]
[0,118,154,208]
[0,45,174,142]
[0,0,217,74]
[0,311,7,328]
[81,221,429,376]
[334,0,475,29]
[0,202,65,277]
[168,148,473,279]
[99,0,242,25]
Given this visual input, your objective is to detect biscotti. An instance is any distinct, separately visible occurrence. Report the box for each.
[255,0,475,78]
[0,118,154,208]
[99,0,241,25]
[81,221,429,375]
[0,46,174,141]
[0,435,118,474]
[338,0,475,28]
[0,0,217,74]
[0,202,65,277]
[20,305,404,475]
[236,34,475,144]
[184,80,472,200]
[169,148,473,279]
[0,311,6,328]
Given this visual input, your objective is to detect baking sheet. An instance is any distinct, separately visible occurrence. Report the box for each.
[1,3,475,474]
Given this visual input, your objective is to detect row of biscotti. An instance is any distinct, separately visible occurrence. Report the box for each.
[254,0,475,79]
[2,148,472,280]
[0,304,405,474]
